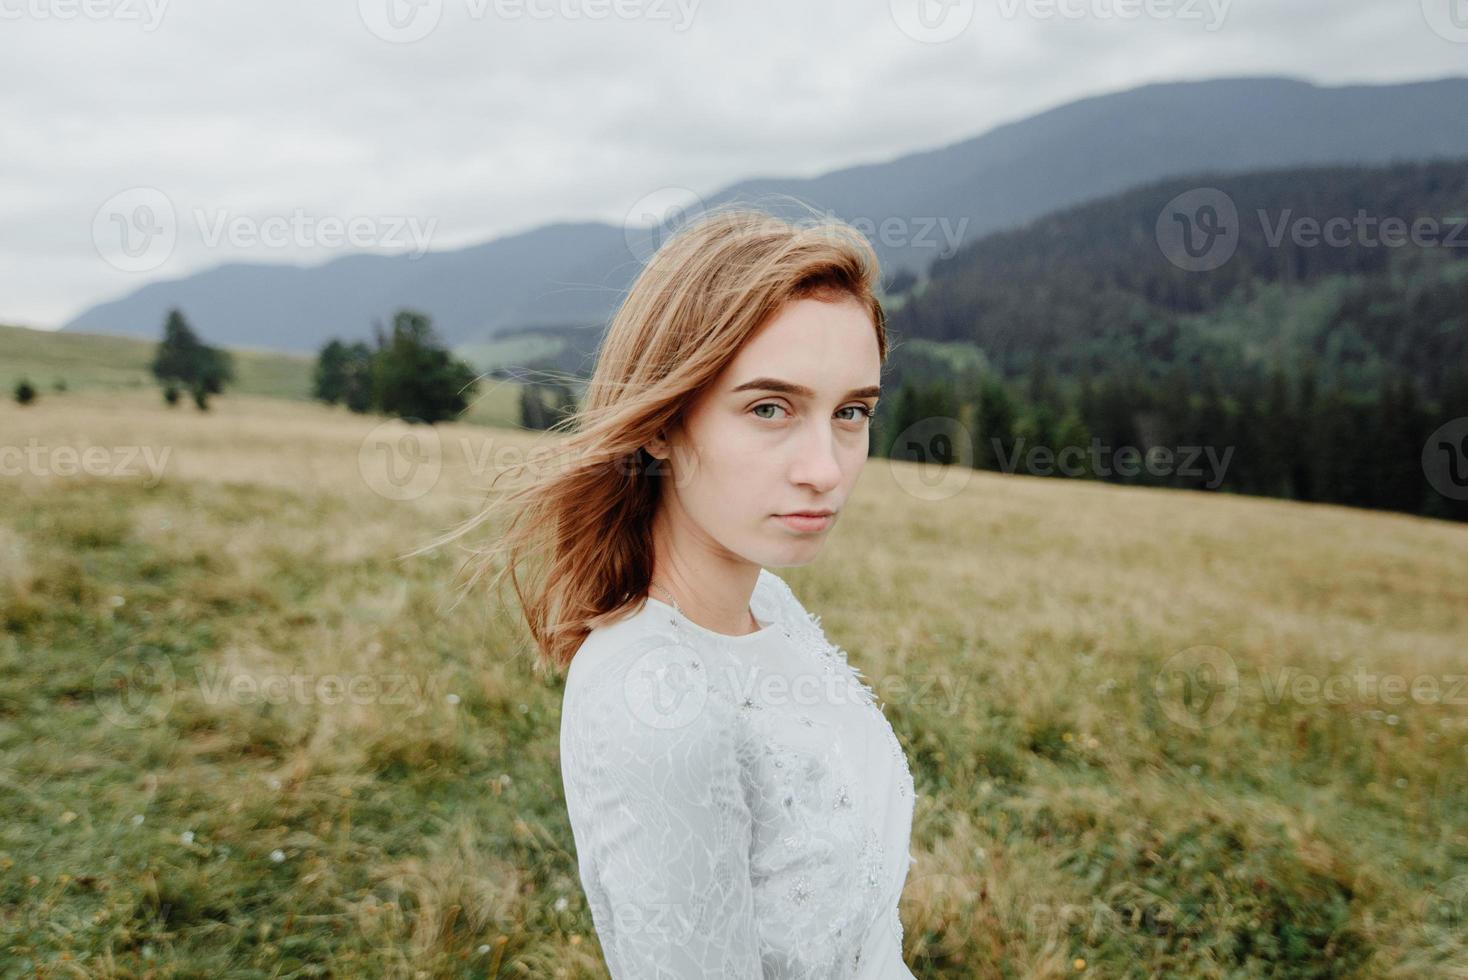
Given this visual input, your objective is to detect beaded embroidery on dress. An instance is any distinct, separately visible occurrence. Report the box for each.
[560,568,917,979]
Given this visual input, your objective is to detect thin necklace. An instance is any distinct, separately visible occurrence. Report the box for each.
[650,581,760,635]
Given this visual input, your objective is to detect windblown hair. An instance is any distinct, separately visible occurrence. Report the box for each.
[415,201,889,675]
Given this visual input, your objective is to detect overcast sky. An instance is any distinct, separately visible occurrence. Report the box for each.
[3,0,1465,329]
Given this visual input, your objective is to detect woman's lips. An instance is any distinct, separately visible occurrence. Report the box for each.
[773,512,833,532]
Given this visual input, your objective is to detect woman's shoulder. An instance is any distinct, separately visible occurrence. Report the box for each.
[754,566,818,630]
[563,598,678,697]
[561,568,806,707]
[559,597,740,762]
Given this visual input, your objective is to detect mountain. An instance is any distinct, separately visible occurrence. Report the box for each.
[885,157,1468,399]
[869,157,1468,523]
[62,75,1468,353]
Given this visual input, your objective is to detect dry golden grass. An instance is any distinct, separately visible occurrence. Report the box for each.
[2,388,1467,977]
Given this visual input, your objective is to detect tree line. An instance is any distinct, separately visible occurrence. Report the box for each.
[876,158,1468,522]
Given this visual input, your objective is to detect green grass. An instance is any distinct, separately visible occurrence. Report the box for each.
[2,391,1467,977]
[0,324,316,402]
[1,478,576,977]
[454,335,565,374]
[0,323,527,430]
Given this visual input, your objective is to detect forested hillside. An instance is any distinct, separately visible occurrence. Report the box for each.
[879,159,1468,522]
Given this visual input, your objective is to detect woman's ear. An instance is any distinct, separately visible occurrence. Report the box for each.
[643,423,675,461]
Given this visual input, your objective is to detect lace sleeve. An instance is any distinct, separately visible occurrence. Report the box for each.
[560,635,762,979]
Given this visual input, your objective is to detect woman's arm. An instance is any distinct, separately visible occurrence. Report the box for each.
[560,637,761,978]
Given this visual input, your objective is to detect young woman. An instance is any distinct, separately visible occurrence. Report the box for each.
[437,204,917,977]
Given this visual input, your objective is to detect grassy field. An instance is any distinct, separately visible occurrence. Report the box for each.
[0,324,525,431]
[2,388,1467,977]
[0,325,318,403]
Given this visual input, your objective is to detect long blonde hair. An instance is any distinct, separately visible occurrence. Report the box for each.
[418,201,889,675]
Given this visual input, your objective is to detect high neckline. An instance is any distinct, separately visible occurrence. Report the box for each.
[642,594,781,643]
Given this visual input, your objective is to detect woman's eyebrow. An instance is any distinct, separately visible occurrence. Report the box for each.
[729,377,881,399]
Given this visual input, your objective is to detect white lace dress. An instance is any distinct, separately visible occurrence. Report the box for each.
[559,568,918,978]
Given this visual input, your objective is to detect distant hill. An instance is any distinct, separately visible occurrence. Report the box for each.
[0,323,525,429]
[0,323,313,401]
[887,157,1468,400]
[864,157,1468,524]
[61,75,1468,353]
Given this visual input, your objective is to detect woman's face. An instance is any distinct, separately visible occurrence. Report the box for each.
[648,294,882,569]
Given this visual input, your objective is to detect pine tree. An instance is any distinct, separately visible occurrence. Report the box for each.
[372,310,479,424]
[150,309,234,411]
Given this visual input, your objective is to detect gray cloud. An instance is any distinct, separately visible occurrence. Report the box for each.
[2,0,1464,327]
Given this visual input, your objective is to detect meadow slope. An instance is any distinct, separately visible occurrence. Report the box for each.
[2,389,1466,977]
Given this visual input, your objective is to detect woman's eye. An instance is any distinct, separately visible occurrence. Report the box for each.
[752,403,874,422]
[752,403,788,420]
